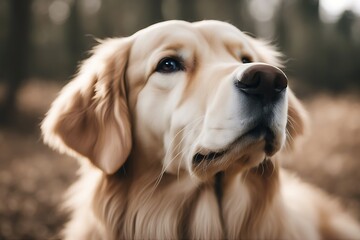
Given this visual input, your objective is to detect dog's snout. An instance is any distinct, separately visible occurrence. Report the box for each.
[235,64,288,102]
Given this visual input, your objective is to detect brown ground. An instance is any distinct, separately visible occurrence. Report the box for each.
[0,80,359,239]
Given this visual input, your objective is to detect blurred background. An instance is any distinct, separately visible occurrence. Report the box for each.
[0,0,360,239]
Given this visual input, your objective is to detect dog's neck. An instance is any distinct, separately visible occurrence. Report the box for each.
[221,159,282,238]
[92,154,281,239]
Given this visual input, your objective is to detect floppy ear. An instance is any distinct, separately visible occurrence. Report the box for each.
[41,38,132,174]
[286,89,308,149]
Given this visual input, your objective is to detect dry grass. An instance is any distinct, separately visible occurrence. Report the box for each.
[284,94,360,218]
[0,80,359,239]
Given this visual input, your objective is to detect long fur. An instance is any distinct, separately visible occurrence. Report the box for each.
[42,20,360,240]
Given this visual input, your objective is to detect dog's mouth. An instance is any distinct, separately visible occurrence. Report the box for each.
[192,124,278,164]
[193,150,228,163]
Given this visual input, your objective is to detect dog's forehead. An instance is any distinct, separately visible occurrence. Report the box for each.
[132,20,248,51]
[193,20,244,38]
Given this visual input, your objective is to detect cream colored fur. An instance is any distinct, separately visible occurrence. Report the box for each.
[42,20,360,239]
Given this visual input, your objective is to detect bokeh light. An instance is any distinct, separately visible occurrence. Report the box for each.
[48,0,70,25]
[320,0,360,23]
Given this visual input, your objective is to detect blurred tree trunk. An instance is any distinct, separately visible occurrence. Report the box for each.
[222,0,253,32]
[236,0,255,33]
[299,0,319,22]
[66,1,85,74]
[148,0,164,24]
[275,1,287,50]
[223,0,240,25]
[178,0,197,22]
[337,11,355,39]
[1,0,32,123]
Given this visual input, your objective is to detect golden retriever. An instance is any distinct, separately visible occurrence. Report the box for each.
[42,20,360,239]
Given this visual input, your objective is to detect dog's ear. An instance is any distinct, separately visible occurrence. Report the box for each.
[286,89,308,149]
[42,38,132,174]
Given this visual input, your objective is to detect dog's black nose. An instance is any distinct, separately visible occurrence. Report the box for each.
[235,64,288,103]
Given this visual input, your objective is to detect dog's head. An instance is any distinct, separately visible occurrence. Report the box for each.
[42,20,306,180]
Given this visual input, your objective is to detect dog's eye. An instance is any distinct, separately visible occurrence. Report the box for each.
[156,57,184,73]
[241,56,252,64]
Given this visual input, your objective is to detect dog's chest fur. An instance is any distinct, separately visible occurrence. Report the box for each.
[86,161,282,240]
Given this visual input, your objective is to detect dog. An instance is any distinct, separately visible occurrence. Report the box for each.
[42,20,360,239]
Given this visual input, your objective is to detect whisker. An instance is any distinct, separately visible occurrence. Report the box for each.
[270,159,277,177]
[260,162,265,176]
[242,169,250,184]
[151,116,204,193]
[287,115,301,136]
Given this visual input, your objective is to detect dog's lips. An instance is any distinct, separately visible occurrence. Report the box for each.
[193,124,278,164]
[192,149,228,163]
[245,123,277,156]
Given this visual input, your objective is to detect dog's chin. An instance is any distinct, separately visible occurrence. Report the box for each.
[191,129,283,180]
